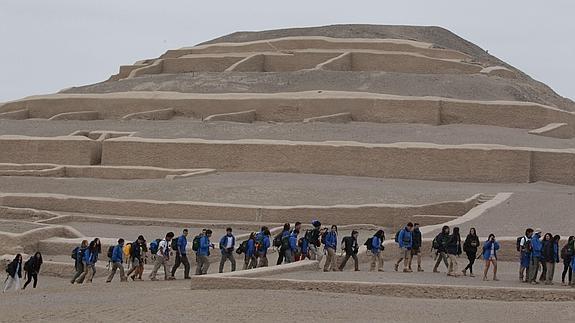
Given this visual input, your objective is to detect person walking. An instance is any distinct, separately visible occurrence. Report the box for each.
[149,232,175,281]
[306,220,322,260]
[126,235,146,281]
[432,226,450,273]
[71,240,88,284]
[196,229,213,275]
[323,225,338,272]
[243,233,257,270]
[3,254,22,292]
[256,227,271,268]
[106,239,127,283]
[394,222,413,273]
[369,230,385,272]
[462,228,480,277]
[339,230,359,271]
[518,228,533,282]
[561,236,574,286]
[75,239,99,284]
[275,223,291,265]
[528,229,543,284]
[285,228,299,264]
[482,233,500,281]
[22,252,43,289]
[171,229,191,279]
[410,223,423,272]
[446,227,462,277]
[219,228,236,273]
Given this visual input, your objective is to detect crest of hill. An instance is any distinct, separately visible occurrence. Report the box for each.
[199,24,574,111]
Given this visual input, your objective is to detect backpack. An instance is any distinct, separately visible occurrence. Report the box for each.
[171,237,179,251]
[561,244,574,260]
[256,233,267,251]
[71,246,80,260]
[365,237,374,251]
[24,258,32,272]
[107,245,114,259]
[150,239,161,254]
[320,231,327,245]
[273,232,283,248]
[236,240,249,254]
[524,239,532,253]
[123,243,132,258]
[432,236,440,250]
[394,230,401,243]
[304,229,319,246]
[516,236,523,252]
[192,235,201,252]
[281,234,291,250]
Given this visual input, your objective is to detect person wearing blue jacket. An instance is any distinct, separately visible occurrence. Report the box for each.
[171,229,190,279]
[285,229,300,264]
[219,227,236,273]
[243,233,257,270]
[195,229,213,275]
[394,222,413,273]
[482,233,500,281]
[323,225,338,272]
[571,246,575,287]
[256,227,271,268]
[106,238,127,283]
[528,229,543,284]
[75,238,100,284]
[370,230,385,272]
[71,239,88,284]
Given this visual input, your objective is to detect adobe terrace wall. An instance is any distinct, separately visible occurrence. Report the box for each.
[102,138,535,183]
[0,193,480,227]
[161,36,469,60]
[0,135,100,165]
[1,92,573,130]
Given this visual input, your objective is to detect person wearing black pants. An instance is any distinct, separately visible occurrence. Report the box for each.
[23,252,43,289]
[561,236,574,285]
[276,223,291,265]
[462,228,480,277]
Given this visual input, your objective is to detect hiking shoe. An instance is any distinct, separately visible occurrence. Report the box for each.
[394,264,399,272]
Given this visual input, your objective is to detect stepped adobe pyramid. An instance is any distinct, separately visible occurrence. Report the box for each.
[0,25,574,262]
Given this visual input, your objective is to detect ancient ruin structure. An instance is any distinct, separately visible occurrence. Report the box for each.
[0,25,574,300]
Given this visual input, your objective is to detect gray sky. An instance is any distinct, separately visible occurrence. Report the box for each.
[1,0,573,103]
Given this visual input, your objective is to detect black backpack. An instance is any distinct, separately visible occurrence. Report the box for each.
[236,240,249,255]
[71,246,80,260]
[516,236,523,252]
[192,235,201,252]
[171,237,179,251]
[281,234,291,249]
[24,258,32,272]
[107,245,114,259]
[364,237,374,251]
[273,232,283,248]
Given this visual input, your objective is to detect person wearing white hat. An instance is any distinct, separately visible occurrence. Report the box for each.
[528,228,543,284]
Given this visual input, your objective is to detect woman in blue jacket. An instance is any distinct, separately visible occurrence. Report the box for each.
[323,225,338,272]
[243,233,257,270]
[482,233,500,281]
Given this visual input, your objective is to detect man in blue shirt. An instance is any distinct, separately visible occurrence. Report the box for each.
[171,229,190,279]
[106,238,127,283]
[219,227,236,273]
[196,229,213,275]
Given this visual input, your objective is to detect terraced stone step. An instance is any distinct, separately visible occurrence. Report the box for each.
[2,91,573,130]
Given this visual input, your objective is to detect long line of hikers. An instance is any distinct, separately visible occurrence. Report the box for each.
[3,221,575,291]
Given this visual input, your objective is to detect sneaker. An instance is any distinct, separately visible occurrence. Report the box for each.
[354,269,360,272]
[167,277,176,281]
[378,269,384,272]
[493,277,499,281]
[461,270,467,276]
[433,269,440,273]
[418,267,424,272]
[470,273,475,277]
[394,264,399,271]
[184,277,191,280]
[403,268,410,273]
[150,277,159,281]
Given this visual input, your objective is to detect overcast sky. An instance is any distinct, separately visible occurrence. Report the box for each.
[0,0,573,103]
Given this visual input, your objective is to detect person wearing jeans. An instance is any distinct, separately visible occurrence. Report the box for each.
[171,229,191,279]
[462,228,480,277]
[196,230,213,275]
[370,230,385,272]
[219,228,236,273]
[339,230,359,271]
[528,230,543,284]
[150,232,174,281]
[394,223,413,273]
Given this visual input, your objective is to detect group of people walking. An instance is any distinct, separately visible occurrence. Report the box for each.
[3,252,43,292]
[5,220,575,291]
[518,228,575,286]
